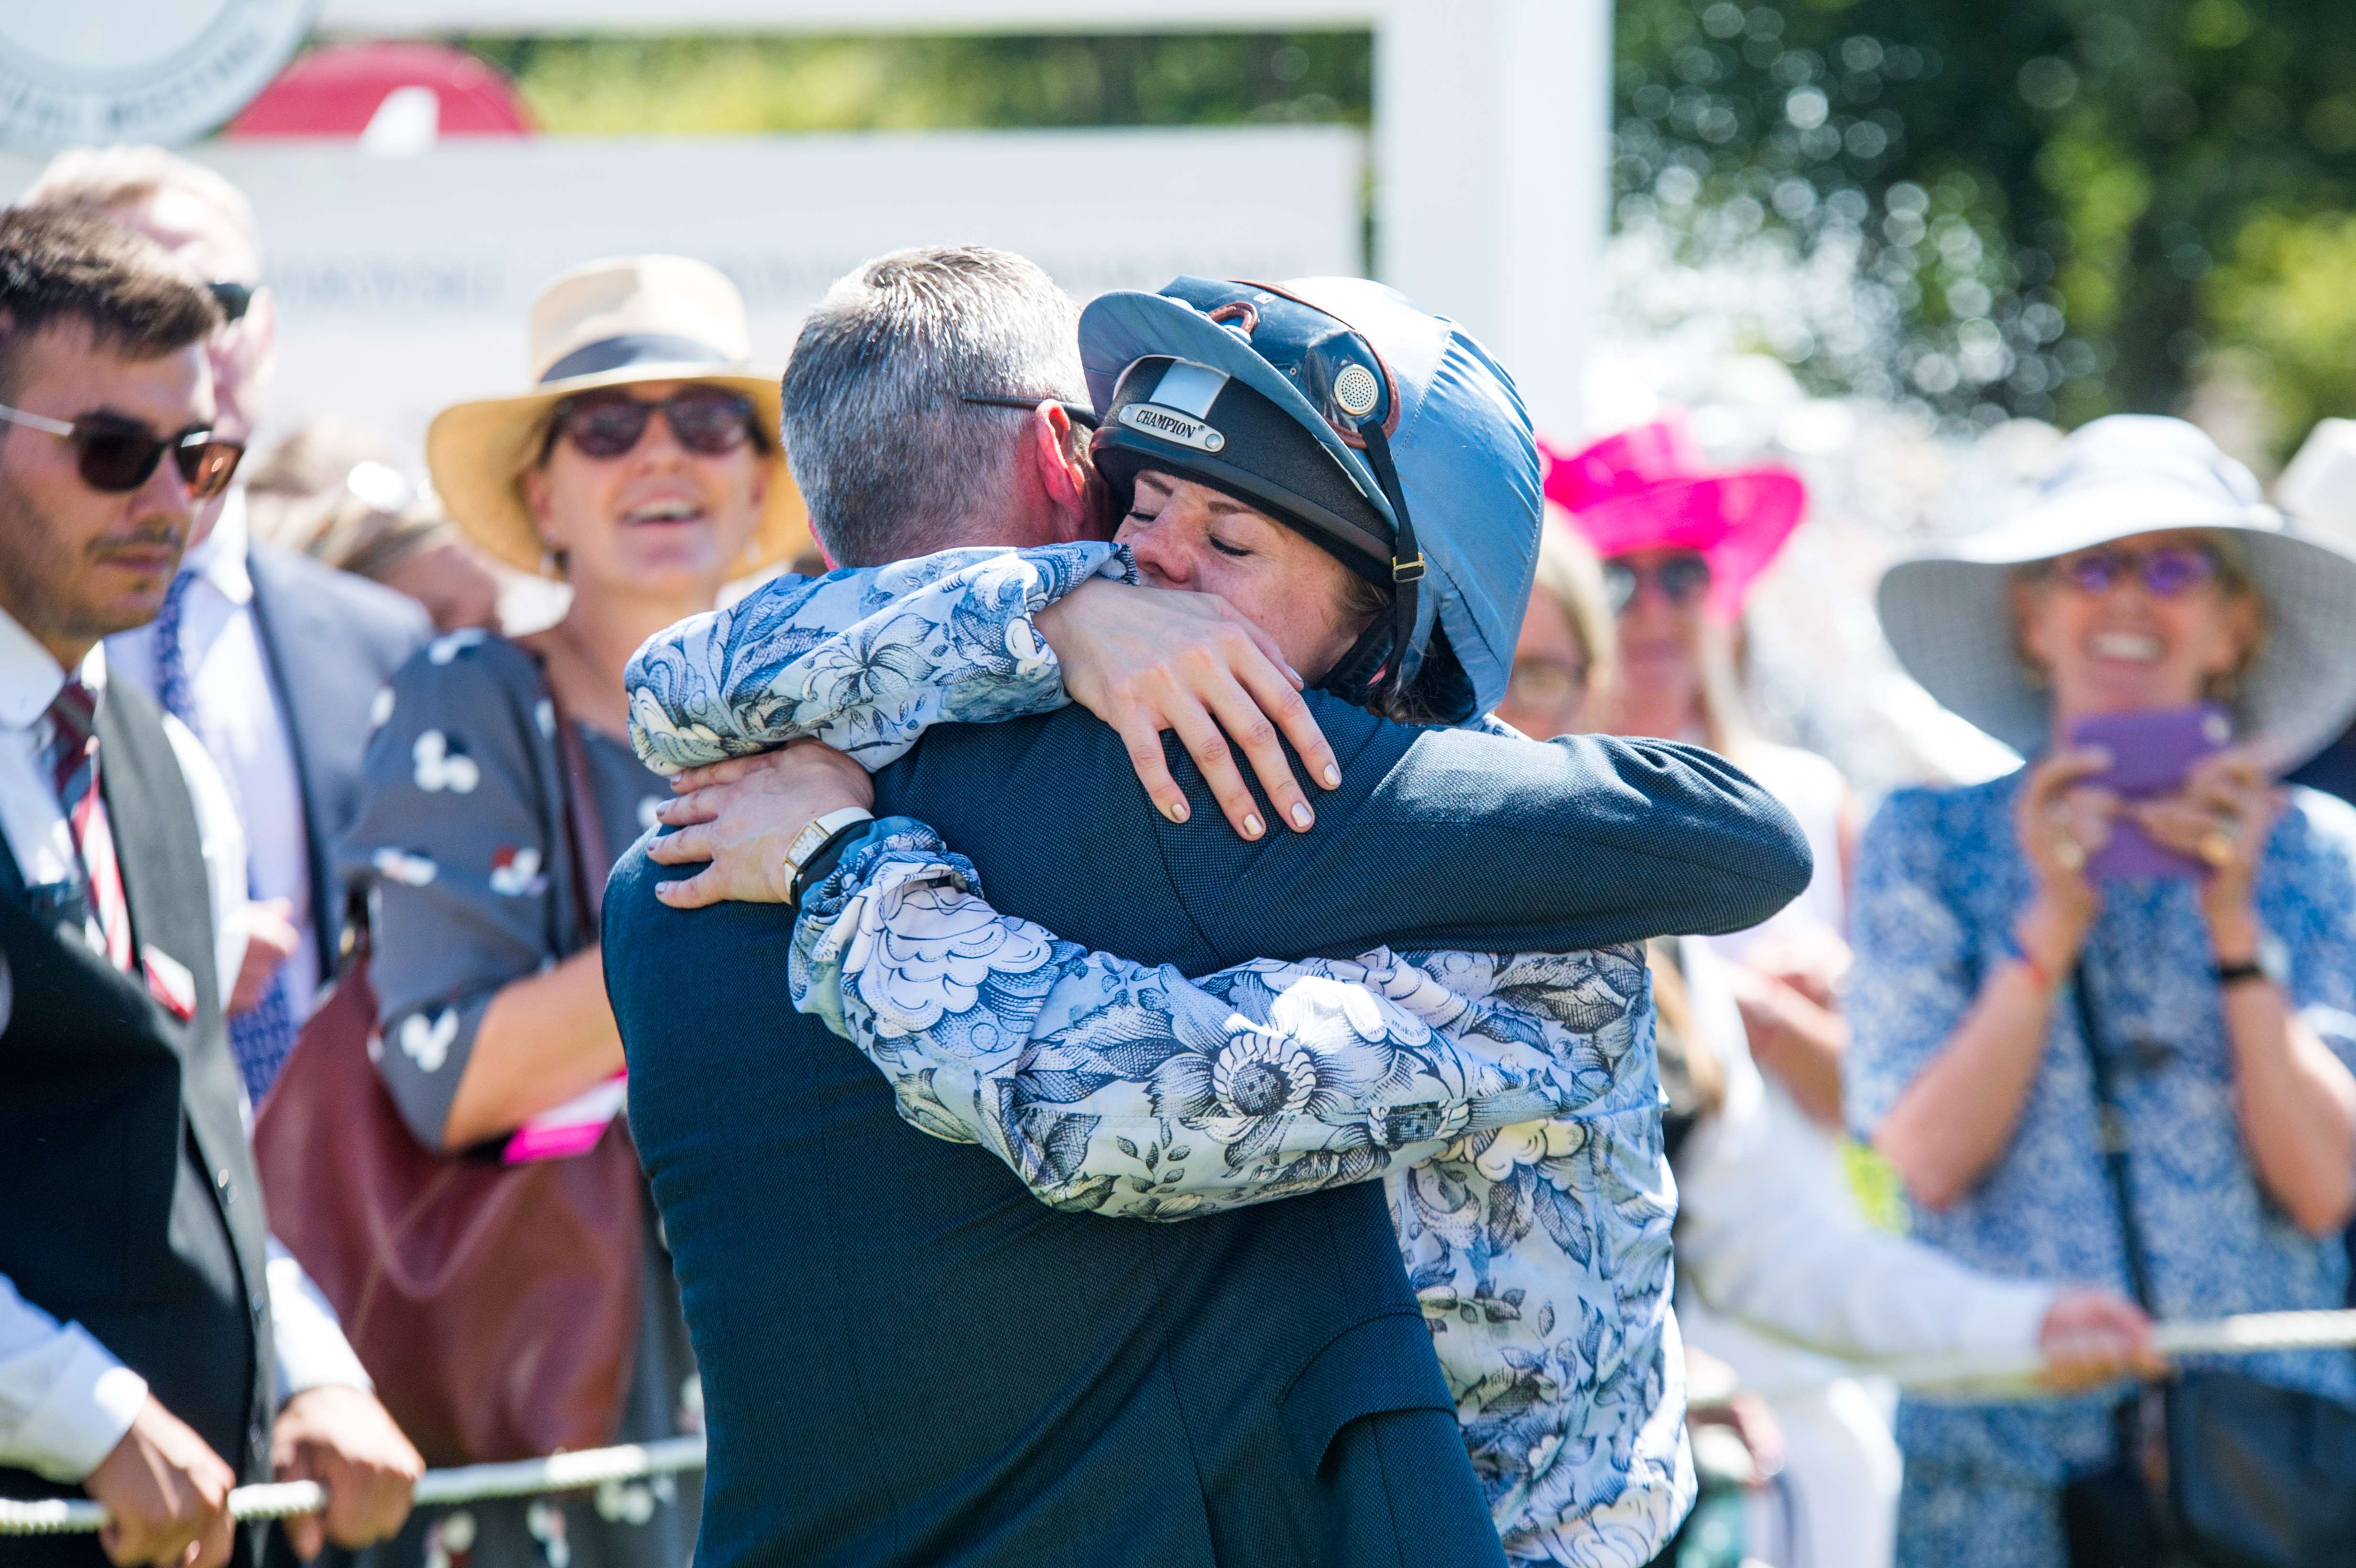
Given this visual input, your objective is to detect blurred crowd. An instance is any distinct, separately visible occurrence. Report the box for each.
[7,142,2356,1568]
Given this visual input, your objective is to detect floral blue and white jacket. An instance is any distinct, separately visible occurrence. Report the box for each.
[627,543,1129,775]
[625,546,1693,1566]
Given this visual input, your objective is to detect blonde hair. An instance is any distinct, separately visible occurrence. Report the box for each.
[17,146,261,272]
[1692,620,1756,755]
[1529,514,1621,722]
[1646,937,1725,1126]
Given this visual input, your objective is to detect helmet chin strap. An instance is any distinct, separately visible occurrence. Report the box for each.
[1359,422,1424,713]
[1317,614,1395,708]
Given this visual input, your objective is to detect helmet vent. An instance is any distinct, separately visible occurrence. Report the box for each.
[1333,363,1381,421]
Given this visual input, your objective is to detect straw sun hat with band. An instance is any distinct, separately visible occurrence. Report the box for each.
[427,255,807,576]
[1080,276,1540,725]
[1878,414,2356,773]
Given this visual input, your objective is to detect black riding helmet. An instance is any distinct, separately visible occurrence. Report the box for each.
[1080,277,1540,725]
[1088,333,1439,714]
[1091,355,1396,583]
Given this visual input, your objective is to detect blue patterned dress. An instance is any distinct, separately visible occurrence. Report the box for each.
[1845,770,2356,1568]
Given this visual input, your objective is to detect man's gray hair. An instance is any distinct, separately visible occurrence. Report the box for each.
[781,245,1086,566]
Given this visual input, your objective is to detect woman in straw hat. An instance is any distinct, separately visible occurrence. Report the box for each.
[335,254,807,1568]
[1850,415,2356,1568]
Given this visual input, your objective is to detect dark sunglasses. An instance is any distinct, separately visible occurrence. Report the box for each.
[1603,552,1712,614]
[2049,543,2221,599]
[208,281,253,324]
[547,387,761,461]
[0,400,243,498]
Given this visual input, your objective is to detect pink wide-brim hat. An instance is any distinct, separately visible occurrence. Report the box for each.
[1541,415,1806,620]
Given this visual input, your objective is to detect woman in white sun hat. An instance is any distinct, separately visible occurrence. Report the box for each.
[1848,414,2356,1568]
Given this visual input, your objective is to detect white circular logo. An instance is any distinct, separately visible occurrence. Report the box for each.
[1333,363,1381,420]
[0,0,315,153]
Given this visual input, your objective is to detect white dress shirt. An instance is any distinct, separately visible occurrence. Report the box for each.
[109,492,322,1011]
[1674,936,2054,1364]
[0,607,368,1485]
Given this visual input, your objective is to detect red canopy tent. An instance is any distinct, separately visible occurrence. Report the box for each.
[224,42,532,140]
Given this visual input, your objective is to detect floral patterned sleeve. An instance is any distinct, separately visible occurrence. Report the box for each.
[625,542,1130,774]
[786,818,1648,1220]
[1843,785,1980,1141]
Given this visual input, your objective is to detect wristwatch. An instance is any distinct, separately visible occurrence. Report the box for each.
[782,806,873,904]
[2214,932,2289,990]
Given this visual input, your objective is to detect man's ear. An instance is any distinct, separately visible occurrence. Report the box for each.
[1028,401,1092,528]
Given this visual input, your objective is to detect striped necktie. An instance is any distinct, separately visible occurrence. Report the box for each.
[46,678,132,971]
[152,568,300,1104]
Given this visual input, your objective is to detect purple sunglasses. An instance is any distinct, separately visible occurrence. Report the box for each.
[2049,543,2223,599]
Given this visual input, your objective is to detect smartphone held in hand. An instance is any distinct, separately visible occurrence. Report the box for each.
[2068,704,2234,880]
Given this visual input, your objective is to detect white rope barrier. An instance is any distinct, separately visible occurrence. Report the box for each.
[0,1434,706,1536]
[11,1308,2356,1535]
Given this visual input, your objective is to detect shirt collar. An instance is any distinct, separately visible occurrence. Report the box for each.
[0,605,105,730]
[180,488,254,606]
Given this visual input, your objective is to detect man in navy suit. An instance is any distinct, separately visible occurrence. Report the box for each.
[606,248,1811,1567]
[22,149,429,1104]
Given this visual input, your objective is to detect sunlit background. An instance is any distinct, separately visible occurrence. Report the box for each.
[9,0,2356,789]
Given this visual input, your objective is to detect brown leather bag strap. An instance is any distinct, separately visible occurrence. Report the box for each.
[541,672,611,939]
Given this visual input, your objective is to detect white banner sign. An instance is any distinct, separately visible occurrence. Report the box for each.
[2,126,1363,462]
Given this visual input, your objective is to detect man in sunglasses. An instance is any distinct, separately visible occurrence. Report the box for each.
[19,147,430,1109]
[0,207,423,1568]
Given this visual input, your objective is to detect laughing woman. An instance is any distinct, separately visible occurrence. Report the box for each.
[1849,416,2356,1568]
[335,256,811,1568]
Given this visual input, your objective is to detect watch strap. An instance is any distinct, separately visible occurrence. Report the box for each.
[790,817,873,906]
[2214,933,2287,989]
[784,806,873,904]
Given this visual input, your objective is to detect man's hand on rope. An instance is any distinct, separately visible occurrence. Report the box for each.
[83,1395,236,1568]
[269,1385,423,1559]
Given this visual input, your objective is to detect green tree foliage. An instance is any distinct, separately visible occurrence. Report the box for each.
[461,33,1371,136]
[2207,206,2356,452]
[1615,0,2356,437]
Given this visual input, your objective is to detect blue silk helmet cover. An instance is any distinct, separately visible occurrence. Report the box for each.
[1078,277,1541,722]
